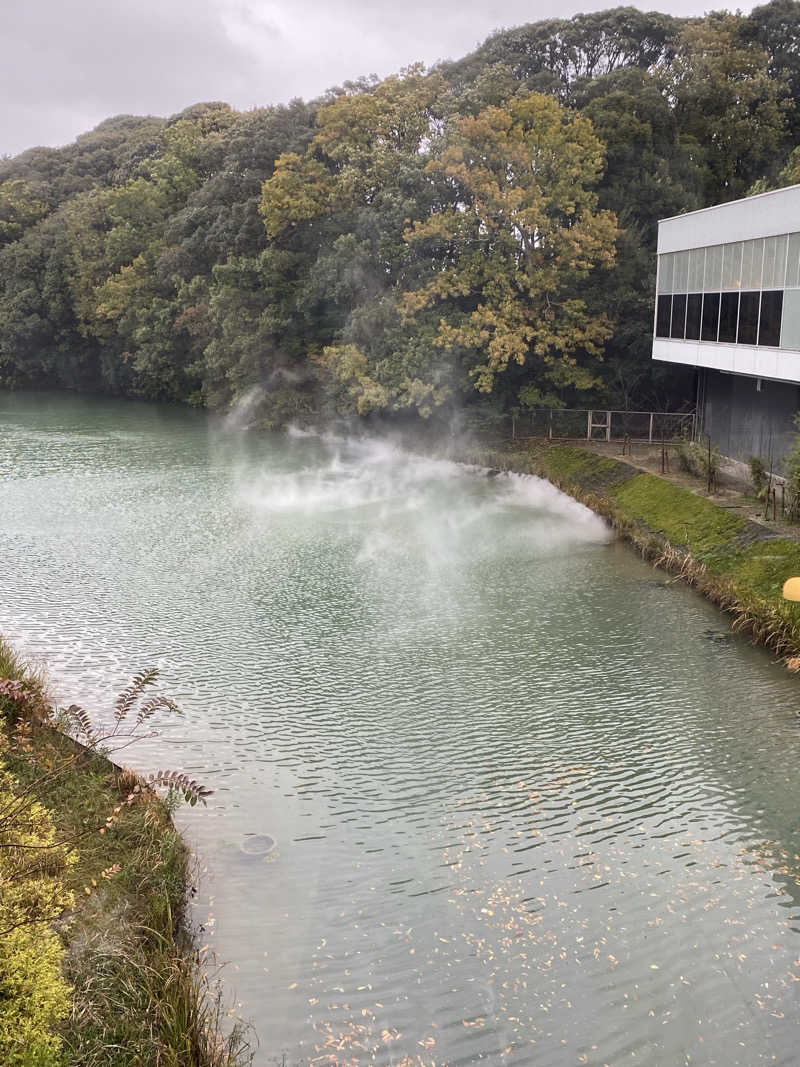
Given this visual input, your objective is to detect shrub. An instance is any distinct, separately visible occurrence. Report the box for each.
[676,436,721,491]
[0,736,74,1066]
[0,652,238,1066]
[675,435,695,475]
[784,415,800,521]
[749,455,768,499]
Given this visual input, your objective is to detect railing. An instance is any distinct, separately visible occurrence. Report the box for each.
[510,408,696,443]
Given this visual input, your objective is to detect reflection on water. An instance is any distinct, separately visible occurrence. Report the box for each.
[3,392,800,1065]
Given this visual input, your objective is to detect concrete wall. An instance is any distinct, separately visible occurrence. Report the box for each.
[703,369,800,472]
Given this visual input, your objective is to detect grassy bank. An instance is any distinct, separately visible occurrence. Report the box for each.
[0,635,252,1066]
[457,440,800,663]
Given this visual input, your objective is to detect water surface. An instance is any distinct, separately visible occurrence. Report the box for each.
[3,391,800,1066]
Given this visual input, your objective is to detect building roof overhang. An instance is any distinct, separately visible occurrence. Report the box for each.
[657,183,800,255]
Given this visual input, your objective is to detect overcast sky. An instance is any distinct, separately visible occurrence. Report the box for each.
[3,0,751,159]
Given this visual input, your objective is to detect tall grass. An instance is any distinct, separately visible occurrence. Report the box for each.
[0,634,47,717]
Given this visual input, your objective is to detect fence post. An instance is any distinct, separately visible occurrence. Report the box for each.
[648,412,654,444]
[606,411,611,442]
[586,411,592,440]
[549,410,553,440]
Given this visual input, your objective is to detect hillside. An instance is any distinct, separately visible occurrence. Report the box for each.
[0,2,798,427]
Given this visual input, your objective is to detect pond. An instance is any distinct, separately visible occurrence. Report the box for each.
[2,391,800,1065]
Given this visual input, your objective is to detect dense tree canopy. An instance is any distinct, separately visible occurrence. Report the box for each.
[0,2,798,425]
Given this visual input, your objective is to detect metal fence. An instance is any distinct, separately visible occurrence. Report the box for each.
[510,408,697,443]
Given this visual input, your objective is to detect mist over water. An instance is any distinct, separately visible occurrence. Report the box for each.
[4,392,800,1066]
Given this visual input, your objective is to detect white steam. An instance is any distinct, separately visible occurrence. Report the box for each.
[233,432,610,566]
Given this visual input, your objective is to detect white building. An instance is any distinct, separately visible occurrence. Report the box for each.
[653,183,800,470]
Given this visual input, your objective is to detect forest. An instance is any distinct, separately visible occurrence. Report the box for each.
[1,1,799,428]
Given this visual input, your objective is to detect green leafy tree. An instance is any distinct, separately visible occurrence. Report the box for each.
[665,14,791,201]
[0,181,48,248]
[743,0,800,143]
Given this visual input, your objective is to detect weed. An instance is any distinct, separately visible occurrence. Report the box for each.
[750,456,768,499]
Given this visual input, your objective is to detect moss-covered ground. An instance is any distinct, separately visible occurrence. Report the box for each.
[608,473,745,554]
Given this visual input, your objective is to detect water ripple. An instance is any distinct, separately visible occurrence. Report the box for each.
[4,392,800,1065]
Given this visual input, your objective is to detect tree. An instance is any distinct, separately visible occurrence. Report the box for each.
[0,181,48,248]
[743,0,800,143]
[441,7,686,102]
[258,68,448,417]
[665,14,792,201]
[400,93,619,403]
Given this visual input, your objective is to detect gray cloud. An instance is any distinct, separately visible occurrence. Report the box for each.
[2,0,260,155]
[3,0,751,158]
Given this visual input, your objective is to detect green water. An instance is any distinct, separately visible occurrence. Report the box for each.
[3,391,800,1066]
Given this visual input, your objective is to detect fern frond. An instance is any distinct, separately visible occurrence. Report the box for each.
[114,668,160,724]
[62,704,98,745]
[135,695,182,727]
[148,770,213,807]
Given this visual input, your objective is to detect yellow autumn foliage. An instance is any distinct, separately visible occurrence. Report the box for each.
[0,735,74,1065]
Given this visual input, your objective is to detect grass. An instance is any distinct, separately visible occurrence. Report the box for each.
[0,636,47,711]
[712,538,800,600]
[609,472,746,555]
[0,636,253,1066]
[532,444,627,487]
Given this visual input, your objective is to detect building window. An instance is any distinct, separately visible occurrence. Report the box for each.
[686,293,702,340]
[759,290,783,347]
[741,238,764,290]
[737,291,759,345]
[688,248,705,293]
[670,294,687,339]
[656,230,800,351]
[657,255,673,295]
[656,295,672,337]
[701,292,720,342]
[703,245,723,291]
[673,251,690,294]
[718,292,739,343]
[763,236,787,290]
[721,242,743,290]
[787,233,800,289]
[781,289,800,350]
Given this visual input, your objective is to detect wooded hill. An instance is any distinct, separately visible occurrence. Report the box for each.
[1,2,799,427]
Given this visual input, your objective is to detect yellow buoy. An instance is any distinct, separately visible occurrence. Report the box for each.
[783,577,800,601]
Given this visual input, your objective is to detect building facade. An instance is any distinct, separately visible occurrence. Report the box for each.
[652,184,800,470]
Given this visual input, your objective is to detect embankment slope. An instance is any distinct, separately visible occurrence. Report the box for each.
[459,441,800,662]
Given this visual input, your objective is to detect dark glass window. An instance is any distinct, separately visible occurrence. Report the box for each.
[656,295,671,337]
[685,294,702,340]
[759,290,783,347]
[737,291,760,345]
[718,292,739,343]
[670,294,687,339]
[701,292,720,341]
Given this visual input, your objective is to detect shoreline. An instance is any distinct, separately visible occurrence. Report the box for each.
[446,439,800,667]
[0,636,252,1066]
